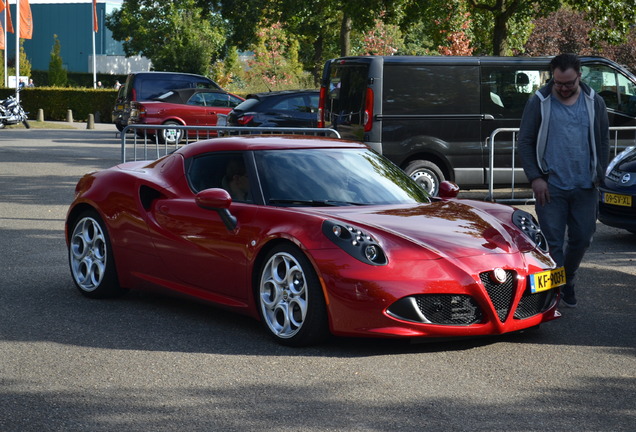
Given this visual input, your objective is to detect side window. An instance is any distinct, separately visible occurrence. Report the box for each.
[383,65,480,115]
[202,93,242,108]
[272,95,308,112]
[188,93,206,106]
[581,64,628,112]
[481,67,550,118]
[617,73,636,117]
[186,153,252,202]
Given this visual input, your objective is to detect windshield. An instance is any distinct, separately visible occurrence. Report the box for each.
[255,148,430,206]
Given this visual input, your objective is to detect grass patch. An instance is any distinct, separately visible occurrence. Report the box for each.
[5,121,77,129]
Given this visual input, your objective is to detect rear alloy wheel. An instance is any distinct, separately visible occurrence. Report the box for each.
[160,120,183,145]
[257,244,329,347]
[68,210,125,298]
[404,160,445,196]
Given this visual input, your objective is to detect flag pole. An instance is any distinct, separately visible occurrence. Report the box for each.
[3,3,7,88]
[15,0,19,101]
[92,1,96,88]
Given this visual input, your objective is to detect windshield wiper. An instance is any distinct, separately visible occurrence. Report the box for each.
[268,198,365,207]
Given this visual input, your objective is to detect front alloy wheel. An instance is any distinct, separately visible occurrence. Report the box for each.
[258,245,328,346]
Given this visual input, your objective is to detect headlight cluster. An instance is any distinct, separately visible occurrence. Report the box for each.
[322,220,388,266]
[512,209,548,253]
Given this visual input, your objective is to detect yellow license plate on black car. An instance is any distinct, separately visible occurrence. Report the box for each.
[529,267,566,293]
[603,192,632,207]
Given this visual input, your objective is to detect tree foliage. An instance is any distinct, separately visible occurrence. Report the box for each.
[106,0,226,75]
[107,0,636,89]
[48,35,67,87]
[525,8,636,73]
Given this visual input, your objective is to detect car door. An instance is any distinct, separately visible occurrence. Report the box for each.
[184,92,218,126]
[146,152,260,301]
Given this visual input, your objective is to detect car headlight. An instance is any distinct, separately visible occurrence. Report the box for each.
[322,220,388,265]
[606,146,635,176]
[512,209,548,253]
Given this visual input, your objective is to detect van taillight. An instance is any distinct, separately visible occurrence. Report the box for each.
[318,86,326,128]
[364,87,374,132]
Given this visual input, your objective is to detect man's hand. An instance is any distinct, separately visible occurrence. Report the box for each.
[532,178,550,206]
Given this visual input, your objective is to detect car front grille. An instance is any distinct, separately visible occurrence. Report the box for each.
[514,289,558,319]
[387,269,556,326]
[479,270,516,323]
[599,201,636,216]
[414,295,482,325]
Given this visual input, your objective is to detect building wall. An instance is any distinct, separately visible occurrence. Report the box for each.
[4,1,149,74]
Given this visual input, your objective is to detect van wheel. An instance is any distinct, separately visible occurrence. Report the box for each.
[404,160,444,196]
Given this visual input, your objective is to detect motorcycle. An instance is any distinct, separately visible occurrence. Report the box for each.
[0,92,30,129]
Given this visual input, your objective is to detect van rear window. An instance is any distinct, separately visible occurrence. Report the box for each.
[324,63,370,128]
[383,65,480,115]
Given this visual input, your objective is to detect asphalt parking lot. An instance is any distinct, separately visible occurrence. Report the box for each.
[0,126,634,431]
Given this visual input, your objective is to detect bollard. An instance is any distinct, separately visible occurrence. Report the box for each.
[66,109,73,123]
[36,108,44,122]
[87,114,95,129]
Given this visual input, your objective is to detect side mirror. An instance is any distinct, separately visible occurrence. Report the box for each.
[195,188,237,231]
[438,181,460,199]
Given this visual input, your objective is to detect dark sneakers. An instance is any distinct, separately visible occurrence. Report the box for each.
[560,287,578,308]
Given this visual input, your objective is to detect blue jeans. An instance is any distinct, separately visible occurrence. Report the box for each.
[535,185,598,296]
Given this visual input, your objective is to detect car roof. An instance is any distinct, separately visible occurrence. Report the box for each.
[175,135,367,158]
[246,90,319,100]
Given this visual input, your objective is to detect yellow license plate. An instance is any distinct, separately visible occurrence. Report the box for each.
[529,267,566,293]
[604,192,632,207]
[116,104,124,110]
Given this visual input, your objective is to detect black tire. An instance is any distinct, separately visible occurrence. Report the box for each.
[22,119,30,129]
[68,210,126,299]
[404,159,445,196]
[257,244,329,347]
[115,122,124,132]
[160,120,183,145]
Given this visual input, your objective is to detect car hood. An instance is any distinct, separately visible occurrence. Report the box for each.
[313,200,521,259]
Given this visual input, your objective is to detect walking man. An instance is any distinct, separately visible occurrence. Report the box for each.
[518,53,610,308]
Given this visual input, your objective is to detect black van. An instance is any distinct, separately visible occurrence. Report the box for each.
[319,56,636,194]
[113,71,221,131]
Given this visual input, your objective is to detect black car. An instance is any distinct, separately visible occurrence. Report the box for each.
[226,90,319,128]
[599,146,636,233]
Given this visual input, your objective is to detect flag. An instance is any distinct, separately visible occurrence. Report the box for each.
[93,0,98,32]
[20,0,33,39]
[1,0,14,34]
[0,22,4,50]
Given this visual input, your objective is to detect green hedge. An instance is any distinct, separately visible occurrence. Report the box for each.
[0,87,118,123]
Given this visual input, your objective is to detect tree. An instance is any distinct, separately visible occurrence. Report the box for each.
[525,8,636,73]
[243,21,311,91]
[106,0,226,75]
[48,35,67,87]
[353,13,403,56]
[401,0,636,56]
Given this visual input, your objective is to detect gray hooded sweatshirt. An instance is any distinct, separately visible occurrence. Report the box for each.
[518,80,610,186]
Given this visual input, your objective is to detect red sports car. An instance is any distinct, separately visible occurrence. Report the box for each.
[66,136,564,346]
[128,88,244,144]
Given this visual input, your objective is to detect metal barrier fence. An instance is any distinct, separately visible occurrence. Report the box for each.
[487,126,636,203]
[121,124,341,162]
